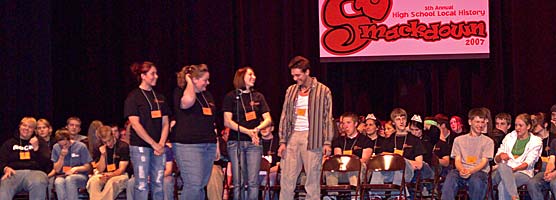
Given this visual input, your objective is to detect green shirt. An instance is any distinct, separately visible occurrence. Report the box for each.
[511,135,531,156]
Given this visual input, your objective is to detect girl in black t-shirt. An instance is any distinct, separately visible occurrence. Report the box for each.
[123,62,170,200]
[223,67,272,200]
[172,64,219,200]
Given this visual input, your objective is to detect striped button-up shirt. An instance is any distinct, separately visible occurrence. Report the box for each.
[279,77,334,150]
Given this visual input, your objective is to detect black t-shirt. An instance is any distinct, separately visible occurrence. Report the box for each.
[262,135,280,167]
[379,132,426,160]
[222,90,270,141]
[549,138,556,158]
[370,136,384,155]
[434,134,454,159]
[173,88,217,144]
[124,88,171,147]
[420,134,434,164]
[332,132,373,159]
[541,133,556,157]
[93,140,133,176]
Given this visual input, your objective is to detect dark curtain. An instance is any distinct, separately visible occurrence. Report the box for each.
[1,0,555,141]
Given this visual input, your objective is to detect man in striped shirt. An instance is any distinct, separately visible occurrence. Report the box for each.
[277,56,334,200]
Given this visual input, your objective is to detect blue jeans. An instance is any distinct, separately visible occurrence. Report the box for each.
[173,143,216,200]
[54,173,88,200]
[527,172,556,200]
[130,145,166,200]
[0,170,47,200]
[491,163,530,199]
[441,169,488,200]
[227,140,262,200]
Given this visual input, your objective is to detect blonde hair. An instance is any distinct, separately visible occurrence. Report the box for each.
[20,117,37,128]
[96,125,113,140]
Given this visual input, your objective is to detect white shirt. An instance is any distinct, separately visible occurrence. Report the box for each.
[294,94,309,131]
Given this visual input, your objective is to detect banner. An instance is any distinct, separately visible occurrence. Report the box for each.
[319,0,489,62]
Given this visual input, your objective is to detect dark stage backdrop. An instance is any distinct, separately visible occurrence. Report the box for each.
[1,1,555,141]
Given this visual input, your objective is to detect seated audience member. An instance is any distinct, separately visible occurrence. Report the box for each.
[433,120,456,177]
[481,107,494,135]
[87,126,131,200]
[164,143,175,200]
[527,131,556,199]
[371,109,426,191]
[495,113,512,135]
[423,116,441,145]
[87,120,104,156]
[326,112,372,187]
[207,128,229,200]
[441,108,494,200]
[260,124,280,200]
[408,115,434,180]
[0,117,51,200]
[51,128,93,200]
[363,114,382,155]
[110,124,120,140]
[37,118,57,150]
[450,116,465,135]
[492,113,542,200]
[531,112,555,171]
[66,116,87,142]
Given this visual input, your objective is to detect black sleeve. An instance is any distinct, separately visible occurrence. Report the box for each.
[160,94,172,117]
[0,142,9,173]
[360,136,373,149]
[92,146,101,162]
[35,138,53,173]
[124,91,139,118]
[173,87,183,113]
[550,139,556,156]
[119,143,130,161]
[412,136,426,158]
[257,92,271,114]
[331,137,342,149]
[222,92,234,113]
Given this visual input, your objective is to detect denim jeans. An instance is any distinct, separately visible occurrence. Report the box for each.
[227,140,262,200]
[441,169,488,200]
[54,173,88,200]
[173,142,216,200]
[164,175,175,200]
[491,163,531,199]
[130,145,166,200]
[527,172,556,200]
[0,170,47,200]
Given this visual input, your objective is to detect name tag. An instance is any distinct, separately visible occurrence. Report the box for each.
[542,156,549,163]
[245,111,257,121]
[71,153,80,158]
[394,149,404,156]
[151,110,162,118]
[62,166,72,173]
[296,108,306,116]
[466,156,478,163]
[202,107,213,116]
[343,150,353,155]
[19,151,31,160]
[263,155,272,163]
[107,164,116,172]
[92,162,98,169]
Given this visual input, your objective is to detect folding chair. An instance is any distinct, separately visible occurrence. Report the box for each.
[361,153,407,200]
[259,158,272,199]
[413,154,441,200]
[320,155,362,199]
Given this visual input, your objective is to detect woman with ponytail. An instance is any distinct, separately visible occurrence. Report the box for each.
[124,61,171,200]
